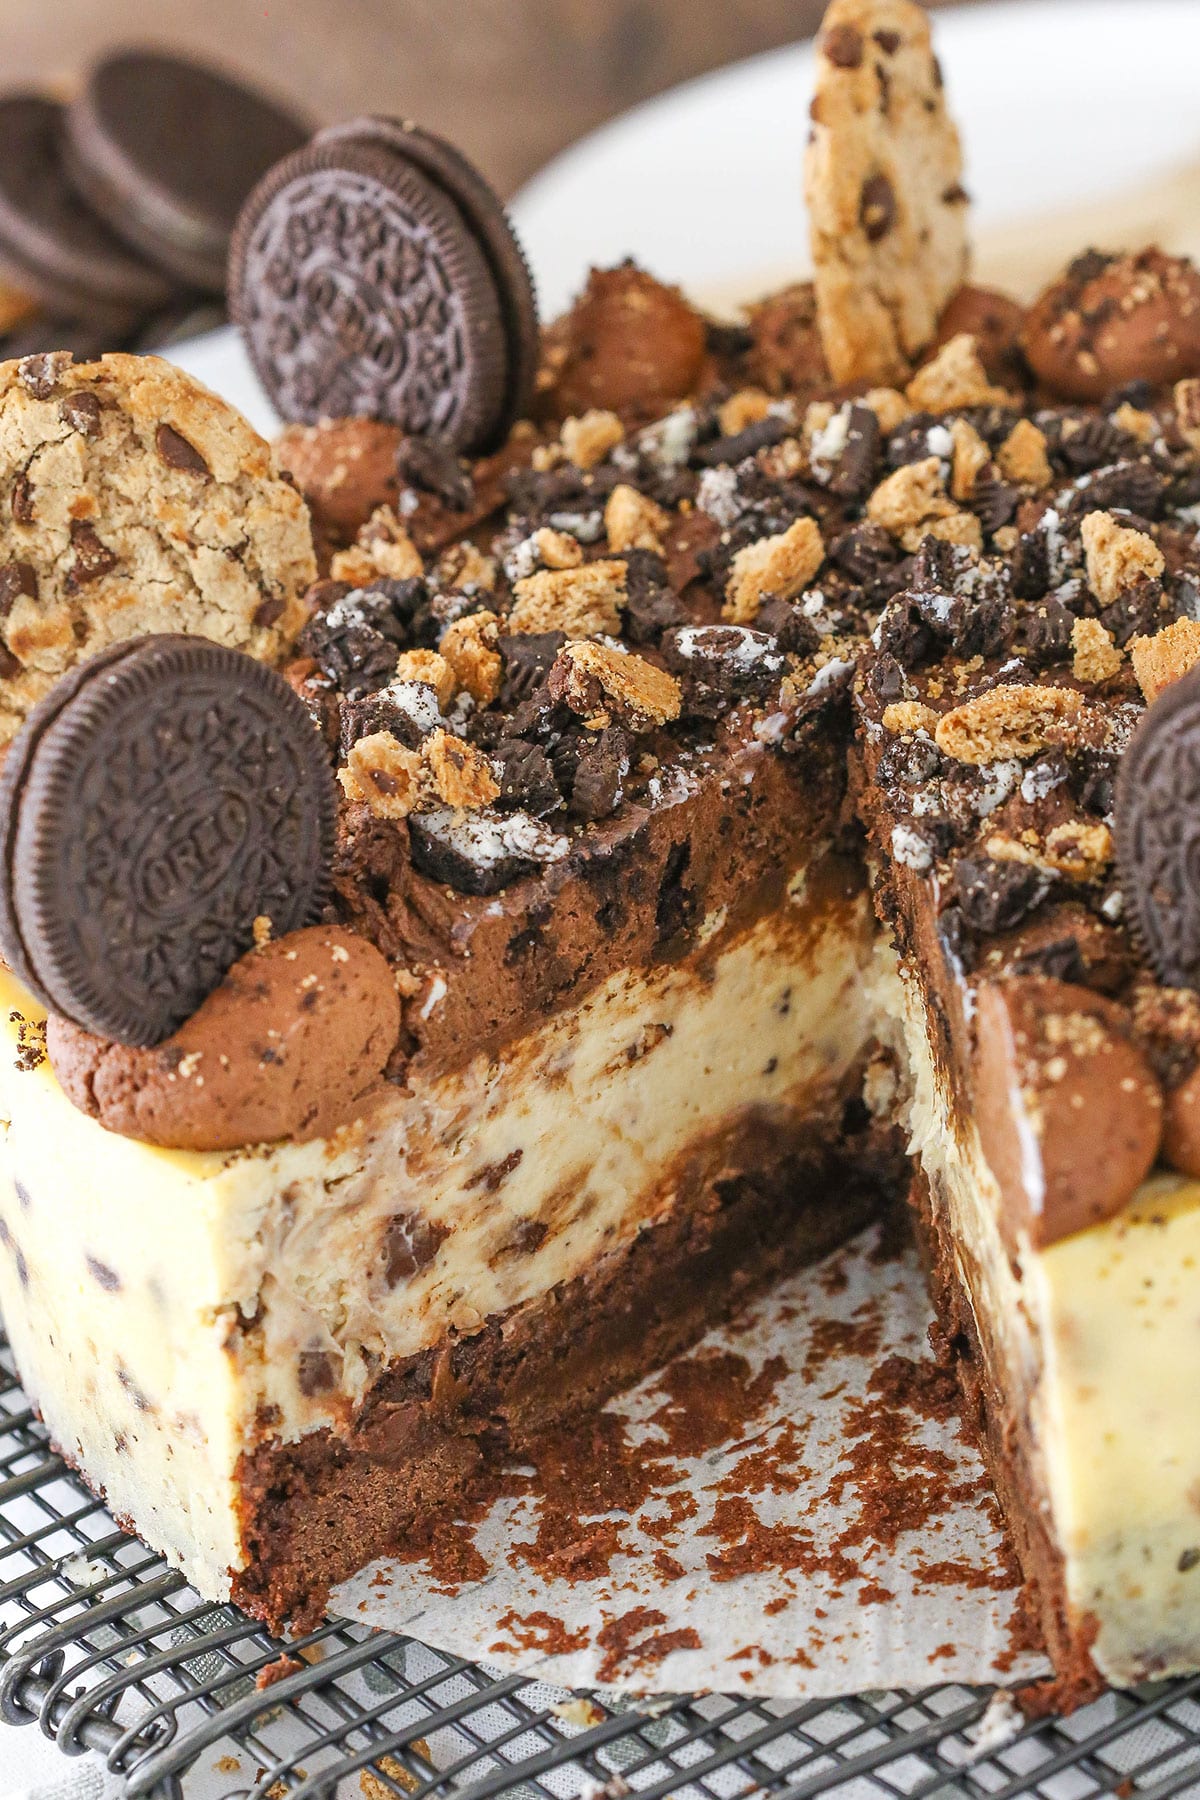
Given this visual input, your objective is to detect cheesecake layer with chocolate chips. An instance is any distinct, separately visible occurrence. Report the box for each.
[0,716,898,1619]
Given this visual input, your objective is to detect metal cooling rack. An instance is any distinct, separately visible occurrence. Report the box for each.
[3,1334,1200,1800]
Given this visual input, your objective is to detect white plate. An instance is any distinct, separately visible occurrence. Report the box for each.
[511,0,1200,318]
[171,0,1200,429]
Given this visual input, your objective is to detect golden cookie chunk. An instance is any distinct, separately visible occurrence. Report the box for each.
[804,0,970,384]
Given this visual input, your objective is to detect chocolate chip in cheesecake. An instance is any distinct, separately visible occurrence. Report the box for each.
[382,1211,449,1284]
[85,1253,121,1291]
[1116,660,1200,989]
[0,1217,28,1288]
[298,1349,338,1397]
[495,1216,549,1260]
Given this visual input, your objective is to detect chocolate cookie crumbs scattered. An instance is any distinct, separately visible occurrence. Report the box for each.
[952,857,1050,934]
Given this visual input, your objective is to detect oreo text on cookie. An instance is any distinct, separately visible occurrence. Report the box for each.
[0,635,338,1046]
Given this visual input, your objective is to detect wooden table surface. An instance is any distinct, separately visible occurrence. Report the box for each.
[2,0,958,198]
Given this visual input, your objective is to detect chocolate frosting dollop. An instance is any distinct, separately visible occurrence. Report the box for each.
[1023,248,1200,403]
[46,925,399,1150]
[973,974,1163,1248]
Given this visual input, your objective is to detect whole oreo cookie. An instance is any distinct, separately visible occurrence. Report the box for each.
[0,635,337,1045]
[229,128,533,450]
[65,52,308,293]
[0,95,172,320]
[1115,660,1200,990]
[315,118,538,446]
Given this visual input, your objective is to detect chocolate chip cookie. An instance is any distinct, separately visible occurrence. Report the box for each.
[804,0,970,385]
[0,349,315,741]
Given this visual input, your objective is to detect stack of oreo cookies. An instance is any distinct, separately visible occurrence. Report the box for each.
[0,52,306,360]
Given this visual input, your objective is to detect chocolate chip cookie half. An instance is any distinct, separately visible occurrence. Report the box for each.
[0,349,315,742]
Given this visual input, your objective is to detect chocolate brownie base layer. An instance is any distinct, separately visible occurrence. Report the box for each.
[908,1169,1101,1706]
[233,1105,904,1632]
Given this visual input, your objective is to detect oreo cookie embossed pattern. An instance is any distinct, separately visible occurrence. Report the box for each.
[0,636,337,1045]
[229,126,536,446]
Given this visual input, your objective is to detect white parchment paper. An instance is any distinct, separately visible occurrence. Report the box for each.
[332,1223,1049,1698]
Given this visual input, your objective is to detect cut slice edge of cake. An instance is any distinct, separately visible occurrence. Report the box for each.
[0,725,905,1629]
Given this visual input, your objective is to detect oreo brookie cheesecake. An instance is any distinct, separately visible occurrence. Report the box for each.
[0,0,1197,1698]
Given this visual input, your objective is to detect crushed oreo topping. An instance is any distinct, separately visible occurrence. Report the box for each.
[396,436,475,512]
[952,856,1051,935]
[410,806,570,896]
